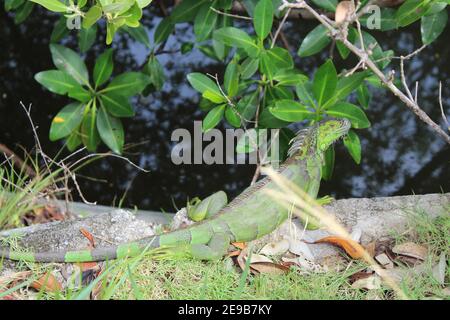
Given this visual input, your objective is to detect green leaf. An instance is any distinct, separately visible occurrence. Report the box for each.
[123,25,151,48]
[66,130,82,151]
[154,17,174,44]
[50,44,89,86]
[356,83,371,109]
[50,16,69,43]
[240,57,259,79]
[103,72,151,96]
[331,71,368,103]
[296,81,316,107]
[343,130,361,164]
[35,70,81,95]
[225,106,241,127]
[143,56,165,92]
[311,0,337,12]
[269,100,315,122]
[236,92,258,121]
[313,59,337,107]
[274,69,308,87]
[298,25,330,57]
[79,24,97,53]
[266,47,294,69]
[5,0,25,11]
[30,0,67,12]
[187,73,222,95]
[202,105,226,132]
[396,0,432,27]
[259,50,276,81]
[97,105,124,154]
[253,0,274,40]
[50,102,84,141]
[321,146,334,181]
[224,60,239,97]
[194,2,218,41]
[336,27,357,59]
[82,5,102,29]
[94,49,114,88]
[100,94,134,117]
[81,103,100,151]
[136,0,153,8]
[171,0,209,22]
[202,90,227,103]
[68,86,91,102]
[213,27,259,58]
[421,10,448,45]
[326,102,371,129]
[14,1,33,24]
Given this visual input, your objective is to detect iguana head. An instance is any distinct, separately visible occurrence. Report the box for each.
[288,118,351,158]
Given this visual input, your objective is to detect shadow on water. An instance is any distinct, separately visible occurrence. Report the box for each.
[0,7,449,212]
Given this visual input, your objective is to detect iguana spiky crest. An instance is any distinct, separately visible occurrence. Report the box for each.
[288,118,351,158]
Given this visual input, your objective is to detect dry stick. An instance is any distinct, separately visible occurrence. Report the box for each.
[281,1,450,146]
[0,144,36,177]
[439,82,450,131]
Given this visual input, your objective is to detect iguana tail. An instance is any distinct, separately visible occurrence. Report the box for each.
[0,235,162,263]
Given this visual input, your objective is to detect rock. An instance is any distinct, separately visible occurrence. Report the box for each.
[375,253,394,269]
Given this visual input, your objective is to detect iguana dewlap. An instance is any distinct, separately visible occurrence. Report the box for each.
[0,119,351,263]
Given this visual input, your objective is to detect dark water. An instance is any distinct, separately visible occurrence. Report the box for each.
[1,7,449,212]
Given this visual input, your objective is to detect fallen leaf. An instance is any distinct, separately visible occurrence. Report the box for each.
[227,250,241,258]
[351,275,381,290]
[80,228,96,248]
[247,254,273,264]
[77,262,100,272]
[313,236,364,259]
[260,239,289,256]
[232,242,246,250]
[31,273,63,293]
[335,1,355,24]
[250,262,289,275]
[392,242,428,260]
[288,239,315,261]
[349,271,374,284]
[432,253,446,285]
[350,227,362,243]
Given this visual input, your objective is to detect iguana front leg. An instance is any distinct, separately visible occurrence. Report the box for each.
[190,233,230,260]
[187,191,228,222]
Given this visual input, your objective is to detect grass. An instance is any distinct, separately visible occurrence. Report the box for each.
[0,157,64,230]
[1,205,448,300]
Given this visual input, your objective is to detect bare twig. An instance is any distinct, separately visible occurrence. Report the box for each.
[439,82,450,131]
[280,0,450,145]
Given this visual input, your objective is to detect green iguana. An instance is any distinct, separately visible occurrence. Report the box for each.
[0,118,351,263]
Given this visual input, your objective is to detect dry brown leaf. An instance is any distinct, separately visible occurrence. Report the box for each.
[335,1,355,24]
[250,262,289,275]
[80,228,96,248]
[232,242,246,250]
[392,242,428,260]
[77,262,100,272]
[31,273,63,293]
[227,250,241,258]
[349,271,374,284]
[313,236,364,259]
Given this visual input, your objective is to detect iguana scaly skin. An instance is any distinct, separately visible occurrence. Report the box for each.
[0,119,351,263]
